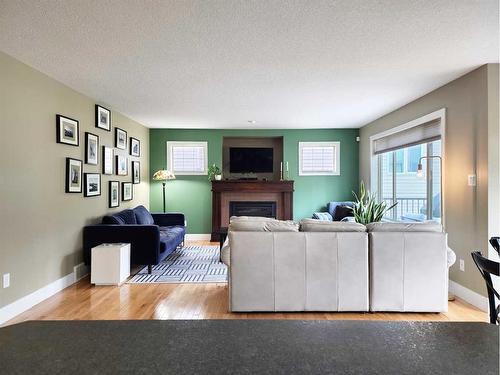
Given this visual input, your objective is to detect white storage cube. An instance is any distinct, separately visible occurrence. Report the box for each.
[91,243,131,285]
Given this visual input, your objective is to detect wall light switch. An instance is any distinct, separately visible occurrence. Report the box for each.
[3,273,10,288]
[459,259,465,272]
[467,174,477,186]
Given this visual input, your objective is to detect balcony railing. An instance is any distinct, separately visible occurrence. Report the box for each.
[382,197,427,221]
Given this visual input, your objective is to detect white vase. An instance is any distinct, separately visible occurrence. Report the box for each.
[215,174,222,181]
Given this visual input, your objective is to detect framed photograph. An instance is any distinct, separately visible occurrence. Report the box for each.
[85,132,99,165]
[122,182,133,201]
[116,155,128,175]
[102,146,113,174]
[65,158,82,193]
[109,181,120,208]
[95,105,111,131]
[56,114,79,146]
[132,161,140,184]
[115,127,127,150]
[84,173,101,197]
[130,137,140,157]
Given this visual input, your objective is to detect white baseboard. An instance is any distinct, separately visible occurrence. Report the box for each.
[449,280,489,312]
[0,264,88,325]
[185,234,211,241]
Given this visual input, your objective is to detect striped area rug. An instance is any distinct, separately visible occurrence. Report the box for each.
[127,245,228,284]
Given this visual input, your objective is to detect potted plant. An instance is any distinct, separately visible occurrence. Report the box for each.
[352,181,397,224]
[208,164,222,181]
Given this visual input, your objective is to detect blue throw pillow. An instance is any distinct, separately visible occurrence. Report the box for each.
[134,205,155,225]
[115,209,137,224]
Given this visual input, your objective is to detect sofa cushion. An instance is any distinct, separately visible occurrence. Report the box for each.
[333,205,354,221]
[327,201,354,219]
[159,226,185,253]
[229,217,299,232]
[366,222,443,232]
[134,205,155,225]
[221,238,230,266]
[299,218,366,232]
[102,209,137,225]
[312,212,333,221]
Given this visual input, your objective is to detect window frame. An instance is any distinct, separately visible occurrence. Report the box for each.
[166,141,208,176]
[298,141,340,176]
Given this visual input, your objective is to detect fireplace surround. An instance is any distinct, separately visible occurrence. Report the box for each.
[211,180,294,240]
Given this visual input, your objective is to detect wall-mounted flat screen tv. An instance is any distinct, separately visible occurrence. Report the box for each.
[229,147,273,173]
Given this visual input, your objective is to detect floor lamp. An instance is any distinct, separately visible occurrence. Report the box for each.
[152,170,176,213]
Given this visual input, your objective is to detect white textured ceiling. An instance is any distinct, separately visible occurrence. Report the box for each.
[0,1,498,129]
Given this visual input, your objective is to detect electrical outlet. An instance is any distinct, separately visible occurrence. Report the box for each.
[3,273,10,288]
[468,174,477,186]
[459,259,465,272]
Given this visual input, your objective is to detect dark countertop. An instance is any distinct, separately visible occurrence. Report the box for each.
[1,320,498,375]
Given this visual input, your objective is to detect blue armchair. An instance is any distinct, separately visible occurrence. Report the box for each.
[313,201,354,221]
[83,205,185,273]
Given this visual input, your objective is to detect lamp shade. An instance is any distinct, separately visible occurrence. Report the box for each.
[152,170,176,181]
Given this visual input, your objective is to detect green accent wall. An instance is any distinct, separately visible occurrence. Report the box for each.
[150,129,359,233]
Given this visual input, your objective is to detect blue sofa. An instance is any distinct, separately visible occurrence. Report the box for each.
[83,205,185,273]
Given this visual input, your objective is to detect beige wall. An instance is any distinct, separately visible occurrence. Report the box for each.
[0,52,150,308]
[359,64,499,297]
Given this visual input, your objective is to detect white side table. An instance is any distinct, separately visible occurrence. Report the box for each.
[91,243,131,285]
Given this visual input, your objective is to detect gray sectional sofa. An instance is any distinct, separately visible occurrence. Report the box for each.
[223,217,450,313]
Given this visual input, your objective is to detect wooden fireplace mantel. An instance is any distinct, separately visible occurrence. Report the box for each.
[211,180,294,240]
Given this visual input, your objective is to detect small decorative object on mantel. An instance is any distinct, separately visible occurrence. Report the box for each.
[115,127,127,150]
[102,146,113,174]
[130,137,140,157]
[132,161,140,184]
[65,157,82,193]
[85,132,99,165]
[152,169,176,213]
[56,114,79,146]
[95,105,111,131]
[352,181,397,224]
[109,181,119,208]
[208,164,222,181]
[122,182,133,201]
[84,173,101,197]
[280,161,289,180]
[116,155,128,175]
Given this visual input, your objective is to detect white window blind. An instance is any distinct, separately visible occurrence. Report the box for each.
[166,141,208,175]
[373,119,441,155]
[299,142,340,176]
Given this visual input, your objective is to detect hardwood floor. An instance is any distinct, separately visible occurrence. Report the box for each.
[4,241,487,326]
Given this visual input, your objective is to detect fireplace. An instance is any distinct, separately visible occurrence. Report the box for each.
[229,201,277,218]
[211,180,294,240]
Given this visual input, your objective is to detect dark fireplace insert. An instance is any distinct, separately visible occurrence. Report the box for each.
[229,201,277,218]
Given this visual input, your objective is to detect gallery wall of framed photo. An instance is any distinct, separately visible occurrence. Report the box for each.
[1,51,150,311]
[59,104,147,208]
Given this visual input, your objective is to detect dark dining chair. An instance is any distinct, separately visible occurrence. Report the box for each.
[489,237,500,256]
[471,251,500,324]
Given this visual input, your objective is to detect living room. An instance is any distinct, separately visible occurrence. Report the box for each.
[1,1,499,373]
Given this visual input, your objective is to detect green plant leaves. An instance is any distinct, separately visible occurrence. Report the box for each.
[352,181,398,224]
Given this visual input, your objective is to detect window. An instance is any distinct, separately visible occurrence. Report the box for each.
[371,110,444,223]
[166,141,208,175]
[298,142,340,176]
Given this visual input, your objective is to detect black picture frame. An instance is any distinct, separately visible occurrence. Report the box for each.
[122,182,133,201]
[85,132,99,165]
[130,137,140,157]
[95,105,111,131]
[84,173,101,197]
[109,181,120,208]
[56,114,79,146]
[102,146,113,175]
[116,155,128,175]
[132,161,140,184]
[65,157,82,193]
[115,127,127,150]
